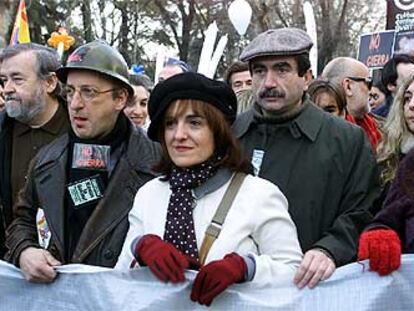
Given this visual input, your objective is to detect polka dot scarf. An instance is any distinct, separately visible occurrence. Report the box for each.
[164,158,219,260]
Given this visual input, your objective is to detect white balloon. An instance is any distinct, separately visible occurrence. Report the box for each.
[228,0,252,36]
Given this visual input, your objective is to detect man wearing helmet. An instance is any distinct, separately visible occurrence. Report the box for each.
[5,41,160,283]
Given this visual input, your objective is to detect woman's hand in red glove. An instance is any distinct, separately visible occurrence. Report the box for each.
[358,229,401,276]
[135,234,191,283]
[191,253,247,306]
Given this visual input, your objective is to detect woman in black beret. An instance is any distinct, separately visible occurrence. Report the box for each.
[116,72,302,306]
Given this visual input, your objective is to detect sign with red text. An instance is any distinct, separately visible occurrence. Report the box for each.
[358,30,396,69]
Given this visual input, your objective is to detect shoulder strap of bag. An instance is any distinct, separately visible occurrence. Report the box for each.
[198,172,247,265]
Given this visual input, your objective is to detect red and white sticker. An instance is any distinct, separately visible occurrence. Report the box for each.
[72,143,110,170]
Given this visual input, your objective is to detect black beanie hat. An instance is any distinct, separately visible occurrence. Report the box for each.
[147,72,237,141]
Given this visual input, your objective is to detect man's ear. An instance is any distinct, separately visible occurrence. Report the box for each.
[304,69,314,85]
[44,73,59,94]
[114,88,129,111]
[342,78,353,97]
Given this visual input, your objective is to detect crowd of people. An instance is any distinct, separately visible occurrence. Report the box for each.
[0,26,413,306]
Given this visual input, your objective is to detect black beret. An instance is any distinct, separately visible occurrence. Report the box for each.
[147,72,237,141]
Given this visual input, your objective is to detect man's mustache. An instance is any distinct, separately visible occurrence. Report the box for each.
[4,95,20,102]
[259,88,285,98]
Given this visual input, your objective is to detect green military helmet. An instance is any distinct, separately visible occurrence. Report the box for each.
[56,40,134,96]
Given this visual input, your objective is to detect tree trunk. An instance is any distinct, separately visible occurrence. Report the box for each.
[178,0,196,61]
[81,1,93,42]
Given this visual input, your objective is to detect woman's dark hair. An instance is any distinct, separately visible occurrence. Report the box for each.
[153,99,250,176]
[372,72,388,95]
[307,78,347,113]
[128,74,153,92]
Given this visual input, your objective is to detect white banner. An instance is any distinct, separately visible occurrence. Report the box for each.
[1,255,414,310]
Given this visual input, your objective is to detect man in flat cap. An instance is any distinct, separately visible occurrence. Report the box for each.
[5,41,160,283]
[233,28,380,288]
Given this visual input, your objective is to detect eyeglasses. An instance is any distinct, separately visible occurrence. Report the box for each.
[347,76,373,90]
[64,86,118,102]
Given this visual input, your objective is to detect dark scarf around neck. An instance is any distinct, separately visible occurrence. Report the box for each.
[163,155,221,260]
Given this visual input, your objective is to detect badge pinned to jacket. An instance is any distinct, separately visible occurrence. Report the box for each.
[36,208,51,249]
[72,143,110,171]
[67,174,105,208]
[252,149,265,176]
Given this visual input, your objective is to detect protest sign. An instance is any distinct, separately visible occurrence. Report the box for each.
[358,30,395,68]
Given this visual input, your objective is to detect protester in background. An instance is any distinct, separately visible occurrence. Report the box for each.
[375,75,414,201]
[358,77,414,274]
[124,74,153,130]
[5,41,160,283]
[234,27,380,289]
[307,79,346,117]
[322,57,382,151]
[158,57,191,83]
[0,43,69,259]
[372,54,414,118]
[358,147,414,276]
[369,77,387,110]
[225,61,252,94]
[116,72,302,307]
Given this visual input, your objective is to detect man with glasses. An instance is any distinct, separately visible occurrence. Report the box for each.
[0,43,70,259]
[5,41,160,283]
[322,57,382,150]
[234,28,380,289]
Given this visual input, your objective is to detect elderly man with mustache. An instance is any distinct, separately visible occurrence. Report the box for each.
[233,28,380,289]
[0,43,70,259]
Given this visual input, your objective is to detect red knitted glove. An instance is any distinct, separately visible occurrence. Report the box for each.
[136,234,189,283]
[190,253,247,306]
[358,229,401,276]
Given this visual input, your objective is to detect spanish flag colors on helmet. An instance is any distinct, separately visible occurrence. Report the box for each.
[9,0,31,45]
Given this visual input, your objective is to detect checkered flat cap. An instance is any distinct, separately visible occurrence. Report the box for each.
[240,28,313,61]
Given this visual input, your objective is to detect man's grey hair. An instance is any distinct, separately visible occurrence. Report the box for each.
[0,43,61,98]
